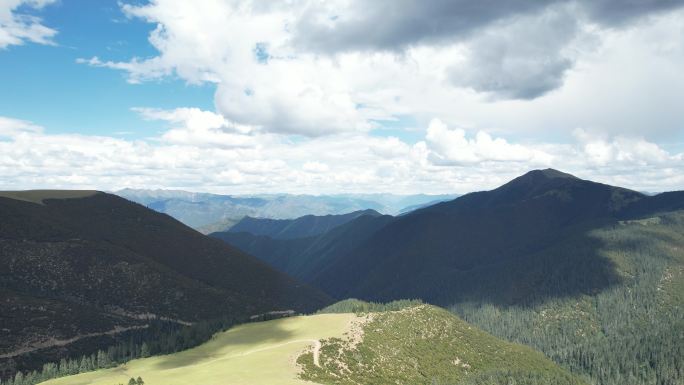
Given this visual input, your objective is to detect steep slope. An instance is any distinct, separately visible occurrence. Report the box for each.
[212,213,394,282]
[312,169,679,302]
[452,209,684,385]
[228,209,381,239]
[0,191,329,376]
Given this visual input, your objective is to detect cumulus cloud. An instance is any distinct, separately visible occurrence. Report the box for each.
[1,113,682,194]
[292,0,553,53]
[422,119,552,165]
[0,0,56,49]
[292,0,684,53]
[74,0,684,143]
[449,6,581,99]
[573,128,677,166]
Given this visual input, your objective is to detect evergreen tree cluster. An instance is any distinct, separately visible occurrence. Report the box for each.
[451,213,684,385]
[0,317,239,385]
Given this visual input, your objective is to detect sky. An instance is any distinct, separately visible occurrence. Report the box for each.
[1,0,683,195]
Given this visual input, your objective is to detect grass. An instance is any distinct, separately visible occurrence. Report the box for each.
[38,313,356,385]
[0,190,99,204]
[300,304,586,385]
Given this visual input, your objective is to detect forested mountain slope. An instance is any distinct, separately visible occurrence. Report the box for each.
[452,210,684,385]
[311,169,681,303]
[0,191,329,377]
[227,209,381,239]
[212,212,394,282]
[212,169,684,384]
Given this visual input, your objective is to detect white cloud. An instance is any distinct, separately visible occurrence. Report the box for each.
[74,1,684,144]
[1,113,683,195]
[134,107,258,148]
[0,116,43,137]
[449,5,582,99]
[0,0,56,49]
[573,128,676,166]
[423,119,552,165]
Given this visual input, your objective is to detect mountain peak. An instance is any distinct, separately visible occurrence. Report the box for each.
[497,169,579,192]
[524,168,578,180]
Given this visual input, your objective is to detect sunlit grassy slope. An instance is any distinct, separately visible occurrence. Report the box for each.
[39,313,356,385]
[0,190,99,204]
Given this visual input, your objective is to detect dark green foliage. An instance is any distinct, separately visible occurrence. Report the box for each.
[232,169,684,385]
[311,169,651,301]
[451,211,684,385]
[299,304,586,385]
[316,298,423,314]
[212,213,394,282]
[0,317,240,385]
[0,191,329,379]
[455,370,587,385]
[226,209,381,239]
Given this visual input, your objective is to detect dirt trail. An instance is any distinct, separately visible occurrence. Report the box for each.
[312,340,321,367]
[0,325,149,359]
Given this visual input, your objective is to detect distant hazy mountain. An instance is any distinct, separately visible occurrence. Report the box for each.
[228,209,381,240]
[115,188,457,233]
[0,190,329,373]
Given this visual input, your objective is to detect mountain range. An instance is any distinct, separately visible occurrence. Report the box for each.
[214,169,684,304]
[115,189,456,233]
[210,168,684,384]
[3,169,683,385]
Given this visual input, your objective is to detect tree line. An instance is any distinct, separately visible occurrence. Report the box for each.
[0,316,240,385]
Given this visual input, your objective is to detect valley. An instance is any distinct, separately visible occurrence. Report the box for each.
[2,169,683,385]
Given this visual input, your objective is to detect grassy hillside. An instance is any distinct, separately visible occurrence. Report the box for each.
[25,304,584,385]
[0,191,329,377]
[36,314,356,385]
[299,304,586,385]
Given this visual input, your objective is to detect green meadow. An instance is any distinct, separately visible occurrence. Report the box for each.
[39,313,356,385]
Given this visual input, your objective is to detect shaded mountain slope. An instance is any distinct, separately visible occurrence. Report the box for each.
[0,191,329,374]
[452,209,684,385]
[312,169,651,302]
[228,209,381,240]
[212,213,394,281]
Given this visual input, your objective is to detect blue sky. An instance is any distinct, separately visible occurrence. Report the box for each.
[1,1,683,194]
[0,0,214,138]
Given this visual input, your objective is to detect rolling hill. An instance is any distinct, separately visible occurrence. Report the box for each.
[33,302,585,385]
[0,191,329,377]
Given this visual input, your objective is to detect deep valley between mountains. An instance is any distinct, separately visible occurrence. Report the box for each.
[1,169,682,385]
